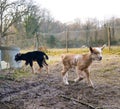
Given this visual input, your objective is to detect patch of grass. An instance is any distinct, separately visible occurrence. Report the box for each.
[48,60,59,64]
[12,69,33,80]
[47,48,89,57]
[21,46,120,56]
[102,66,118,73]
[103,46,120,55]
[0,75,7,80]
[47,46,120,56]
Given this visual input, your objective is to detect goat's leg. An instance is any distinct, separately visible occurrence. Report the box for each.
[23,61,29,71]
[31,66,35,73]
[74,68,84,82]
[62,66,69,85]
[38,67,42,72]
[30,61,35,73]
[84,69,94,88]
[45,65,49,75]
[37,60,43,73]
[43,60,49,75]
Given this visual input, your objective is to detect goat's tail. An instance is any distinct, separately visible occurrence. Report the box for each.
[61,54,65,60]
[44,53,49,60]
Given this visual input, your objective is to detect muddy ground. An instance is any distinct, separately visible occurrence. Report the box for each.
[0,55,120,109]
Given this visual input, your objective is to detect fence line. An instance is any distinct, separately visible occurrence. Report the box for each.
[7,26,120,49]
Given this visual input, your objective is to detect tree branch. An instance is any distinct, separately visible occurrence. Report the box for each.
[60,95,103,109]
[2,11,27,37]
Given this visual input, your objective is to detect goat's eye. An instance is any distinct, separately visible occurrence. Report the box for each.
[94,52,98,55]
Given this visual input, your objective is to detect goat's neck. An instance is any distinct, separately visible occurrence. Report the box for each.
[84,53,93,64]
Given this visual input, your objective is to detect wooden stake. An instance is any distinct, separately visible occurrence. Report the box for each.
[107,27,111,51]
[66,29,69,53]
[60,95,96,109]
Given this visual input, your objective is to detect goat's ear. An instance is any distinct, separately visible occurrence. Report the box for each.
[17,53,21,56]
[101,44,106,50]
[89,47,93,53]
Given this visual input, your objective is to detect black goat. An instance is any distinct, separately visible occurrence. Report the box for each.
[15,51,49,74]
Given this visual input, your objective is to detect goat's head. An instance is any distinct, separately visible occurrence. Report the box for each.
[15,53,22,61]
[89,44,106,61]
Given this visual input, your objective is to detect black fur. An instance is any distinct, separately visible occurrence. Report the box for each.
[15,51,49,68]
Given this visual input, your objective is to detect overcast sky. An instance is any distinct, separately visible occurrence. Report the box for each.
[35,0,120,23]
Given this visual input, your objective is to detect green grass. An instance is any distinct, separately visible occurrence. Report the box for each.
[12,69,34,80]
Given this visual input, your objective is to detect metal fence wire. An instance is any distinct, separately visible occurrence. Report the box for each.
[7,27,120,49]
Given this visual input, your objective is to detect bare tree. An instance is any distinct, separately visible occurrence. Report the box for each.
[0,0,27,45]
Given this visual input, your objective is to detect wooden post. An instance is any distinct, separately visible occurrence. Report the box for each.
[66,28,69,53]
[107,27,111,51]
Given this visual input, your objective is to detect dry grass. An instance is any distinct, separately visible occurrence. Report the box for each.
[20,46,120,66]
[90,54,120,86]
[13,46,120,84]
[45,46,120,64]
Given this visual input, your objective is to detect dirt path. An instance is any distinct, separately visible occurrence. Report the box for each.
[0,55,120,109]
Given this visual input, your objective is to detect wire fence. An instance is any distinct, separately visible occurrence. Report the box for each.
[7,26,120,49]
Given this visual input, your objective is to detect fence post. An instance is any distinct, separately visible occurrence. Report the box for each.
[107,27,111,51]
[66,29,69,53]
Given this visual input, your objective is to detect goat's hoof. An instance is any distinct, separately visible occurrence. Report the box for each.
[65,82,69,85]
[88,85,94,89]
[63,81,69,85]
[74,77,83,82]
[74,79,78,82]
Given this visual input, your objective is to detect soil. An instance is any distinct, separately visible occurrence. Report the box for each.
[0,55,120,109]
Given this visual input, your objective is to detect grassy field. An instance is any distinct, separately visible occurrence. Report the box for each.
[1,46,120,80]
[45,46,120,64]
[19,46,120,72]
